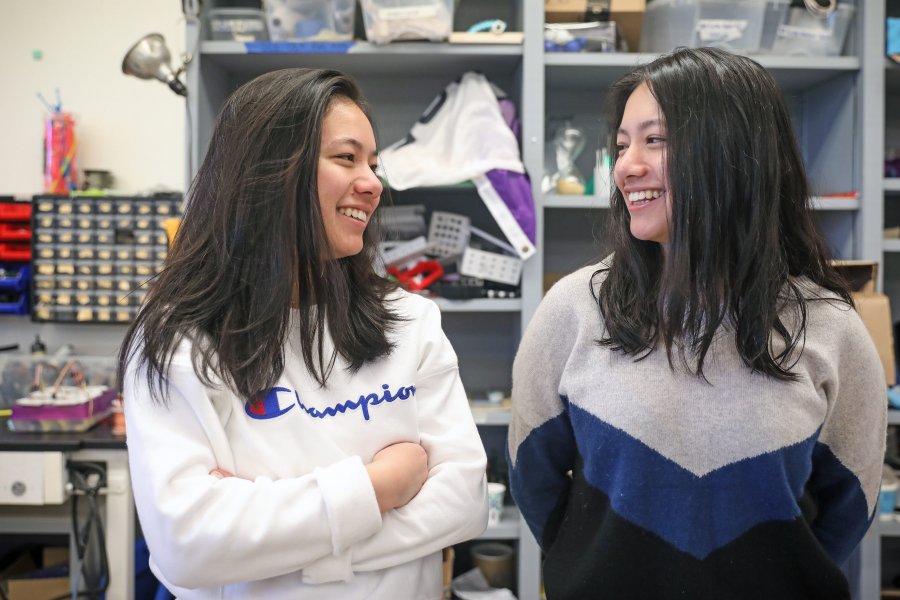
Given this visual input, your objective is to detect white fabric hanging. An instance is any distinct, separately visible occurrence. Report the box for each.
[378,72,525,190]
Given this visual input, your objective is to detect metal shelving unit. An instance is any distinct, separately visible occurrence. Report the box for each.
[185,2,887,598]
[876,0,900,600]
[186,3,543,598]
[533,4,884,600]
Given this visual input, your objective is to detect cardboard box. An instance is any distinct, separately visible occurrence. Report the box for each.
[0,547,69,600]
[833,260,896,386]
[544,272,567,294]
[545,0,645,52]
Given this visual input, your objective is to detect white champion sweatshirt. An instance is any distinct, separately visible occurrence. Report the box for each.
[124,291,488,599]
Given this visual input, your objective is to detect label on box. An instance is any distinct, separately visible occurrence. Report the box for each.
[696,19,747,43]
[211,19,266,35]
[776,25,832,42]
[378,6,440,20]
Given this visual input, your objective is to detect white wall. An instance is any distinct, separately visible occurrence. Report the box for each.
[0,1,187,196]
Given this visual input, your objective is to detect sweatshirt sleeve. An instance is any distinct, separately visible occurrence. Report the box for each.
[124,342,383,590]
[507,276,579,551]
[806,305,887,565]
[302,299,488,578]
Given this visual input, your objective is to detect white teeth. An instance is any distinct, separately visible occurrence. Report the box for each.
[627,190,662,202]
[338,207,367,222]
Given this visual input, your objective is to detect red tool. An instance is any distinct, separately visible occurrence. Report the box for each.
[388,259,444,292]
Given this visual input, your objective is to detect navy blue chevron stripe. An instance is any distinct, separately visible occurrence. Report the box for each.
[569,402,820,559]
[806,442,873,564]
[509,409,576,547]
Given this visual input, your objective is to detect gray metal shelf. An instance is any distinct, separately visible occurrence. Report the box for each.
[876,516,900,538]
[544,52,859,94]
[470,402,511,426]
[543,193,611,209]
[541,194,858,211]
[433,298,522,313]
[889,409,900,426]
[480,506,521,540]
[199,40,522,81]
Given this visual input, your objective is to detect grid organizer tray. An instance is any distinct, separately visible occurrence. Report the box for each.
[30,194,181,323]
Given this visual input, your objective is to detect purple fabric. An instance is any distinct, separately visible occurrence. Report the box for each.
[498,98,521,141]
[490,97,534,245]
[486,169,536,244]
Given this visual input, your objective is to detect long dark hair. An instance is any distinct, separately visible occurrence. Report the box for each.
[596,47,851,381]
[118,68,402,403]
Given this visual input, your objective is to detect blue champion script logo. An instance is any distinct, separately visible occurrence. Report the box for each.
[245,383,416,421]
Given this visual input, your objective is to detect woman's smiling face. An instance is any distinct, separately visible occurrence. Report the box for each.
[317,99,383,259]
[614,82,671,247]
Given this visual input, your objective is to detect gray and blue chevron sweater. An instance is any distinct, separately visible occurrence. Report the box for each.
[508,263,886,599]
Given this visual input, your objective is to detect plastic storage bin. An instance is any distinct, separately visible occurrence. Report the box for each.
[769,3,855,56]
[263,0,355,42]
[0,263,29,316]
[360,0,454,44]
[0,264,30,293]
[639,0,778,54]
[0,201,31,222]
[205,8,269,42]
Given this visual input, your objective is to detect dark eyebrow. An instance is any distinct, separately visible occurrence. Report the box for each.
[325,136,378,158]
[617,119,664,136]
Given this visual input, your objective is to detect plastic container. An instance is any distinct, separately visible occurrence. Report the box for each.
[44,112,78,194]
[0,223,31,242]
[0,243,31,262]
[0,291,28,315]
[639,0,774,54]
[205,8,269,42]
[0,201,32,222]
[360,0,453,44]
[263,0,355,41]
[470,542,514,590]
[0,264,29,292]
[758,0,791,52]
[769,3,855,57]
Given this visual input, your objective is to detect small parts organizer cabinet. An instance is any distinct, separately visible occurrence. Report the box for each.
[0,200,32,315]
[30,194,181,323]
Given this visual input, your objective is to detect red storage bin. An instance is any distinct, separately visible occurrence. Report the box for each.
[0,243,31,261]
[0,222,31,241]
[0,202,32,221]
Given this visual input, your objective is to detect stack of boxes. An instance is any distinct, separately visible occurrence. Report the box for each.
[0,199,33,315]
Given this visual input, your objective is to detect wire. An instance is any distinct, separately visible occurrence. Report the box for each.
[50,360,74,399]
[48,462,110,600]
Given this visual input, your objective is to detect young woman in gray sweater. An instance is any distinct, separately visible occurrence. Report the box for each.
[509,46,886,600]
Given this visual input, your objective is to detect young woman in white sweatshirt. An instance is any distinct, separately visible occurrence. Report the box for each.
[118,68,488,600]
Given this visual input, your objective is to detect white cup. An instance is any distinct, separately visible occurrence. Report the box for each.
[487,482,506,526]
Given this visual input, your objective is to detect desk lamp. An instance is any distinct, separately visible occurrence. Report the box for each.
[121,33,187,97]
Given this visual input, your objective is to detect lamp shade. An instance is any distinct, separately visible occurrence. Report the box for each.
[122,33,187,97]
